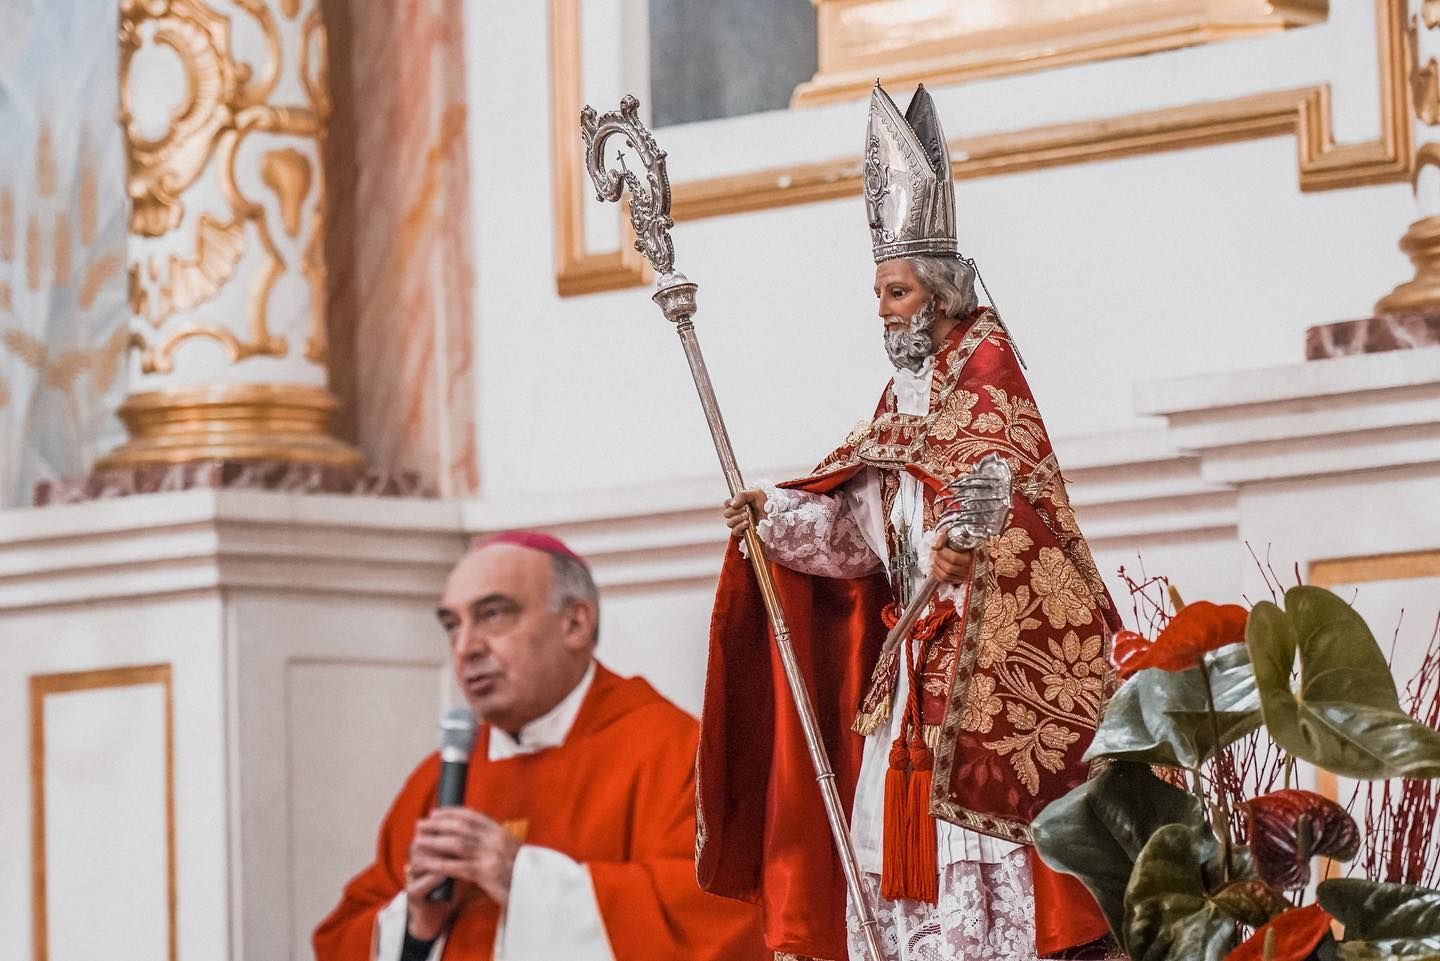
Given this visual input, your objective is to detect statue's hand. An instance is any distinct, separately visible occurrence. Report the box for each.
[722,489,768,536]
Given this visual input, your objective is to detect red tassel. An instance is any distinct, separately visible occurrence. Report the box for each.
[878,592,958,905]
[881,738,939,903]
[881,757,911,899]
[905,737,939,903]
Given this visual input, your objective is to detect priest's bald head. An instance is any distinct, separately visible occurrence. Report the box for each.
[436,531,599,735]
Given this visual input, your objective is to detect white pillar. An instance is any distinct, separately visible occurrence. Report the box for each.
[97,0,359,474]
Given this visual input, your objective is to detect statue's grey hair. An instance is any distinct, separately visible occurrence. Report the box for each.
[550,553,600,644]
[906,256,979,321]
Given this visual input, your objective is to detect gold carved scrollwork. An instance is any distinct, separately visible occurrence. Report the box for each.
[299,10,330,120]
[1410,9,1440,126]
[120,0,332,377]
[260,148,312,237]
[119,0,239,237]
[147,214,244,326]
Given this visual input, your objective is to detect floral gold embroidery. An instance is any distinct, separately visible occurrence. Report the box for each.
[960,674,1003,733]
[988,526,1033,579]
[982,385,1046,458]
[1030,547,1095,630]
[983,701,1081,796]
[931,389,978,440]
[845,419,871,448]
[973,411,1003,434]
[977,586,1040,668]
[1040,630,1106,715]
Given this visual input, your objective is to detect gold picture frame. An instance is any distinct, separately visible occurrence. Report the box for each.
[550,0,1411,296]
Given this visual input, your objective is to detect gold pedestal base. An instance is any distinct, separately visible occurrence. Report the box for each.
[94,383,363,472]
[1375,214,1440,315]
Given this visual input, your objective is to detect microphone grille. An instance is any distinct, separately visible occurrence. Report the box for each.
[438,707,477,760]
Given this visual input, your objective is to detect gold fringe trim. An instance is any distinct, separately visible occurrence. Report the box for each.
[923,724,942,750]
[851,701,891,736]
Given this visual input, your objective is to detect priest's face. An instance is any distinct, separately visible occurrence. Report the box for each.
[437,543,597,734]
[874,259,934,373]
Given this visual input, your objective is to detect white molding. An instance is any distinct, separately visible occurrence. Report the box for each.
[9,342,1439,611]
[0,491,466,611]
[1135,347,1440,485]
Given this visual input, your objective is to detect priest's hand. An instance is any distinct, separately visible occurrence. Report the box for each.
[409,808,520,913]
[401,857,459,941]
[931,540,973,584]
[722,489,767,535]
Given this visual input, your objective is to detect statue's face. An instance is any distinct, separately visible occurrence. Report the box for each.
[873,259,930,327]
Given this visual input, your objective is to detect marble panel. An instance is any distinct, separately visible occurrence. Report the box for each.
[1306,313,1440,359]
[324,0,479,496]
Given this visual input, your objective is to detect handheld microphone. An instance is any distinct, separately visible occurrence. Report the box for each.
[427,707,477,902]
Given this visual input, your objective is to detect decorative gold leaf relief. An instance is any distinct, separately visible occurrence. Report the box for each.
[260,147,311,237]
[35,123,57,197]
[3,327,47,370]
[78,253,124,310]
[142,322,284,375]
[79,159,98,245]
[25,216,42,292]
[144,215,245,327]
[45,351,90,391]
[301,202,326,363]
[90,324,131,394]
[52,213,70,287]
[0,187,12,262]
[1409,16,1440,125]
[128,263,148,318]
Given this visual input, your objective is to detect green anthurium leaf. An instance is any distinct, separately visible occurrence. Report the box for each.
[1033,762,1207,942]
[1125,822,1238,961]
[1212,879,1293,927]
[1248,588,1440,780]
[1318,879,1440,940]
[1085,642,1262,769]
[1337,939,1440,960]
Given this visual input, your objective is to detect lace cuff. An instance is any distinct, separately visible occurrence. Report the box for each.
[744,481,882,579]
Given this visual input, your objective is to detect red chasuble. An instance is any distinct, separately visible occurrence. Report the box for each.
[697,309,1118,959]
[315,664,766,961]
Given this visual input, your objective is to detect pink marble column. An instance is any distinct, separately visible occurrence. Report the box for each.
[324,0,479,496]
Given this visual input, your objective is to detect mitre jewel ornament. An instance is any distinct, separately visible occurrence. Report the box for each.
[865,83,958,263]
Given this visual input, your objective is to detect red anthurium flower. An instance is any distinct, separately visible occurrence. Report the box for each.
[1110,630,1152,680]
[1224,904,1334,961]
[1113,602,1248,677]
[1243,789,1360,890]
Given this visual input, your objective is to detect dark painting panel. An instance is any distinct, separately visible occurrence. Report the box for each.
[649,0,817,127]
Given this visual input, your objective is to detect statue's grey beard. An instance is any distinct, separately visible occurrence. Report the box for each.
[883,302,935,373]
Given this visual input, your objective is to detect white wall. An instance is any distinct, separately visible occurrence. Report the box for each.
[464,0,1416,502]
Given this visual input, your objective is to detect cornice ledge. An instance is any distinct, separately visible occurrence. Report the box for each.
[0,491,468,610]
[1133,348,1440,485]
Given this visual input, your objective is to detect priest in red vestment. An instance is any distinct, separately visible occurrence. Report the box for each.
[698,84,1121,961]
[315,531,766,961]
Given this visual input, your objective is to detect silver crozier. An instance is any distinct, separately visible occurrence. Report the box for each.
[580,96,884,961]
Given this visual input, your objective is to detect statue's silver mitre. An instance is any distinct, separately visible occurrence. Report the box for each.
[864,83,957,264]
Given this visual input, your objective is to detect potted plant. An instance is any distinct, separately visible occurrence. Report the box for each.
[1032,584,1440,961]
